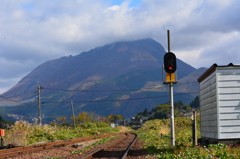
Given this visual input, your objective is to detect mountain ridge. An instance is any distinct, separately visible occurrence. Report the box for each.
[1,38,200,122]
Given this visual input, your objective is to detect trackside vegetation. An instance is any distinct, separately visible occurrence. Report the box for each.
[3,112,128,146]
[135,118,240,159]
[4,120,125,146]
[2,99,240,159]
[71,135,120,154]
[2,116,240,158]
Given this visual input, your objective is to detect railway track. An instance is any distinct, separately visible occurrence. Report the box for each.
[0,133,141,159]
[80,133,137,159]
[0,133,124,159]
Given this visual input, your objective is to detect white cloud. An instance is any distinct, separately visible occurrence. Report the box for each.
[107,5,120,11]
[0,0,240,93]
[198,31,240,66]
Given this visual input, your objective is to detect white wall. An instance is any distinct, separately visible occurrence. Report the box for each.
[217,68,240,139]
[200,71,218,139]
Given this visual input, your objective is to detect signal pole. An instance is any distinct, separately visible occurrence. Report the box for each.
[169,82,175,146]
[168,30,175,147]
[163,30,177,146]
[168,30,171,53]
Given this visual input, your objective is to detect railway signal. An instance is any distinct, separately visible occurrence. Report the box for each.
[164,52,176,73]
[163,30,177,146]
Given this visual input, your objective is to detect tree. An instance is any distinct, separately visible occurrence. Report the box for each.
[98,116,109,123]
[153,104,170,119]
[190,96,199,109]
[182,105,191,111]
[107,114,117,122]
[107,114,125,122]
[134,114,143,121]
[116,114,124,120]
[142,108,149,117]
[56,117,68,125]
[175,100,183,110]
[77,112,91,124]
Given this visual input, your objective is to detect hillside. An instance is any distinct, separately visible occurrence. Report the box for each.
[175,67,207,93]
[0,38,198,122]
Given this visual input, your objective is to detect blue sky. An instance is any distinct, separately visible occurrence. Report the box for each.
[110,0,142,7]
[1,0,240,94]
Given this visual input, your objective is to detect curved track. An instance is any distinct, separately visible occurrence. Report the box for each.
[0,133,124,159]
[80,133,137,159]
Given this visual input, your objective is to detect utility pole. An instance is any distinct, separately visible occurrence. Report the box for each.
[37,86,43,125]
[71,100,76,129]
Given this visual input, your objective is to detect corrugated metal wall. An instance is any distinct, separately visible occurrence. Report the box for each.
[200,71,218,139]
[217,68,240,139]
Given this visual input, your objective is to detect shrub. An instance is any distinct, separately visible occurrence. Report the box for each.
[4,121,120,146]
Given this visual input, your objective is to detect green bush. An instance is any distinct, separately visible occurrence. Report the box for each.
[4,121,120,146]
[136,118,240,158]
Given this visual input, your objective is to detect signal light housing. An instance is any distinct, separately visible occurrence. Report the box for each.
[164,52,177,73]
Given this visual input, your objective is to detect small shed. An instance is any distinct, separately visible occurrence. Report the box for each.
[198,63,240,142]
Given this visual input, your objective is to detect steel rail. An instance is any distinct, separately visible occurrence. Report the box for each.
[81,133,137,159]
[80,133,128,159]
[0,133,123,158]
[121,134,138,159]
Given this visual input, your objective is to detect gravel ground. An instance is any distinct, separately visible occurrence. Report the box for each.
[4,139,101,159]
[4,137,156,159]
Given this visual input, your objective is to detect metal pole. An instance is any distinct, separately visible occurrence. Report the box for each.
[167,30,171,52]
[167,30,175,146]
[193,110,197,146]
[38,86,42,125]
[170,82,175,146]
[71,101,76,129]
[0,136,4,147]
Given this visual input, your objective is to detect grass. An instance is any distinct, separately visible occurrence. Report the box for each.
[4,120,123,146]
[71,135,120,154]
[5,118,240,158]
[135,117,240,158]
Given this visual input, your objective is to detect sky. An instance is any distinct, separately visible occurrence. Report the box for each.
[1,0,240,94]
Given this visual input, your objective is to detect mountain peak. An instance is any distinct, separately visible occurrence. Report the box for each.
[93,38,162,51]
[2,38,197,122]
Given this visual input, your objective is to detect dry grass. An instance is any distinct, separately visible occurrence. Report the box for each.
[4,120,58,146]
[117,126,132,133]
[3,120,120,146]
[4,120,32,146]
[158,125,170,135]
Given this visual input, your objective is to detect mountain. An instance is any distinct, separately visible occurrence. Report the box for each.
[175,67,207,93]
[1,38,198,122]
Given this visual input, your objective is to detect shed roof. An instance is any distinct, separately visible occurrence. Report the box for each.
[197,63,240,83]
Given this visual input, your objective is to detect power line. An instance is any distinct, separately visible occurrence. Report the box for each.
[173,81,199,86]
[42,91,199,104]
[43,87,144,92]
[0,81,199,106]
[42,81,199,92]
